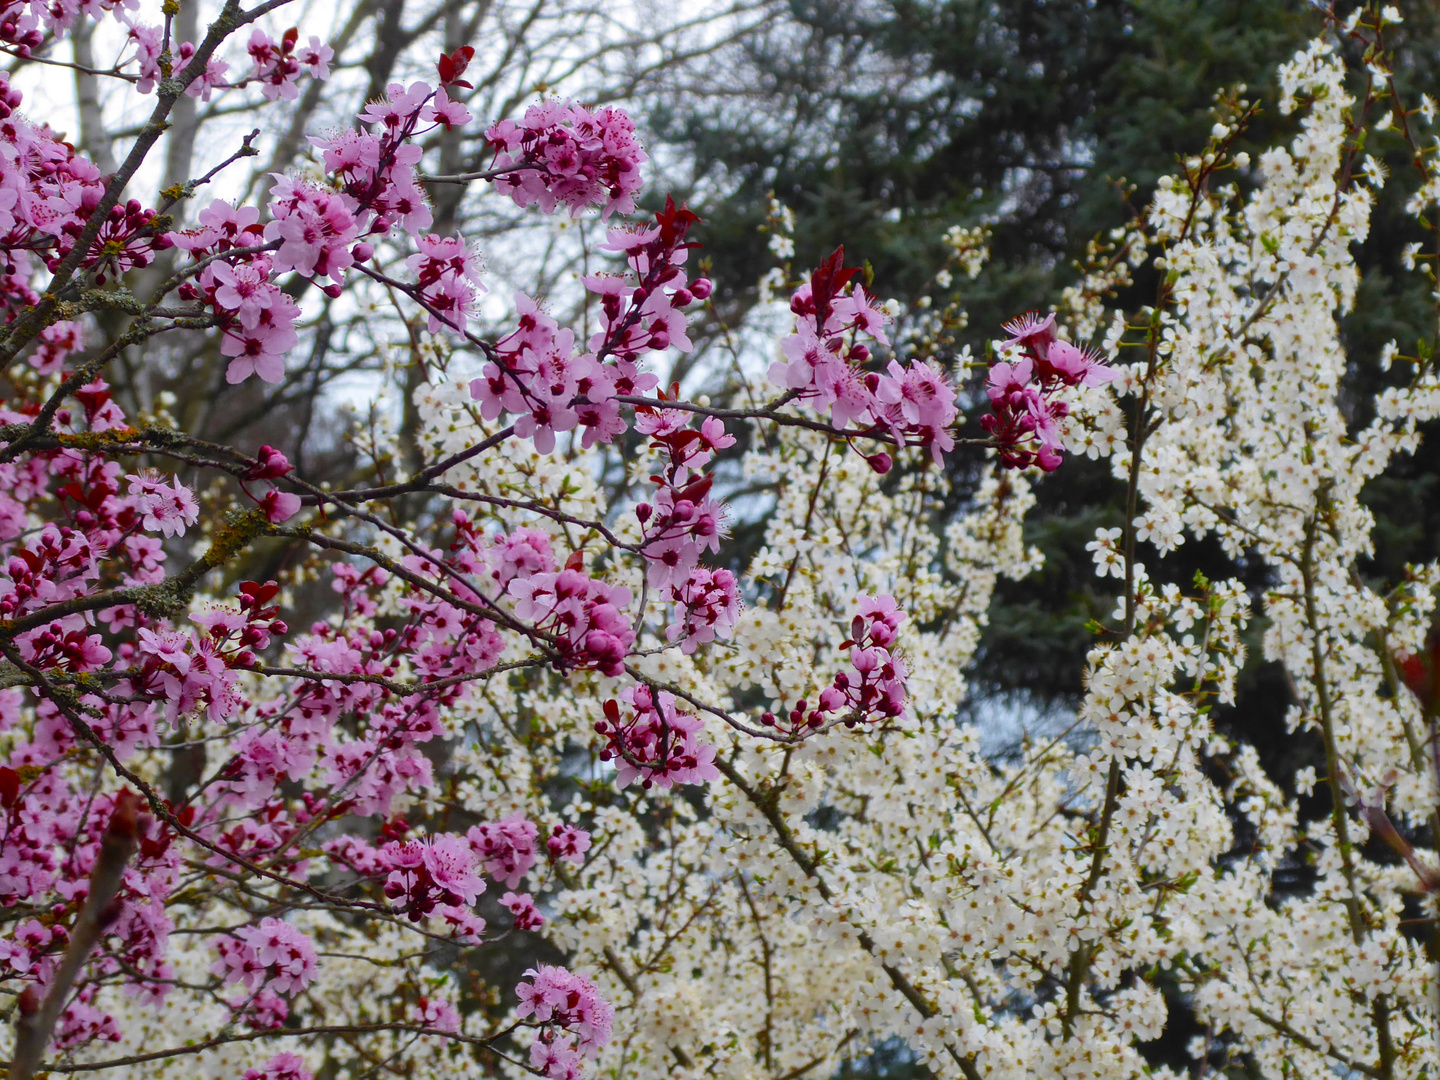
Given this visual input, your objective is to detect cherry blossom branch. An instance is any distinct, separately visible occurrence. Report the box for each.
[38,1020,511,1073]
[8,794,142,1080]
[0,0,296,367]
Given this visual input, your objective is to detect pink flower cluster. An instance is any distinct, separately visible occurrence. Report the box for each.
[517,965,615,1080]
[631,408,741,653]
[171,199,300,384]
[1,0,135,57]
[381,833,485,921]
[502,889,545,931]
[595,685,719,790]
[508,561,636,677]
[312,79,469,239]
[984,312,1119,470]
[331,812,587,937]
[174,78,478,384]
[472,199,708,454]
[124,18,230,100]
[211,918,318,997]
[266,177,361,287]
[584,198,707,362]
[0,790,175,1005]
[468,813,537,889]
[0,73,175,326]
[546,823,592,864]
[125,472,199,539]
[770,248,958,465]
[406,233,487,334]
[64,197,172,284]
[472,294,586,452]
[248,27,332,102]
[242,1052,313,1080]
[485,100,647,219]
[763,595,908,732]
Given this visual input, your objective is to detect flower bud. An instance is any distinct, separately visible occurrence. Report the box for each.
[865,452,892,475]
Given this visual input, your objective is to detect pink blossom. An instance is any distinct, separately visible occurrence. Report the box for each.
[546,824,591,865]
[596,686,718,789]
[125,473,199,539]
[515,965,614,1055]
[242,1052,313,1080]
[467,813,537,889]
[211,919,317,997]
[501,890,545,931]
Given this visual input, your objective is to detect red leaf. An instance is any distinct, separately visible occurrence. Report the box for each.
[809,246,859,329]
[564,550,586,572]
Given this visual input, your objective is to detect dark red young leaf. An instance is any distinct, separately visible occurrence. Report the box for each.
[437,45,475,88]
[238,580,282,614]
[73,383,111,421]
[282,27,299,50]
[676,473,714,505]
[654,195,699,248]
[564,549,586,572]
[1398,650,1435,710]
[809,246,859,330]
[0,766,19,809]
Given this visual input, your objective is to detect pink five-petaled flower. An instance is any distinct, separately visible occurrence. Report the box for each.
[380,834,484,921]
[1001,310,1058,355]
[242,1052,314,1080]
[1044,339,1121,389]
[467,813,537,889]
[515,964,614,1055]
[985,312,1117,471]
[415,997,462,1034]
[125,473,200,539]
[211,918,317,997]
